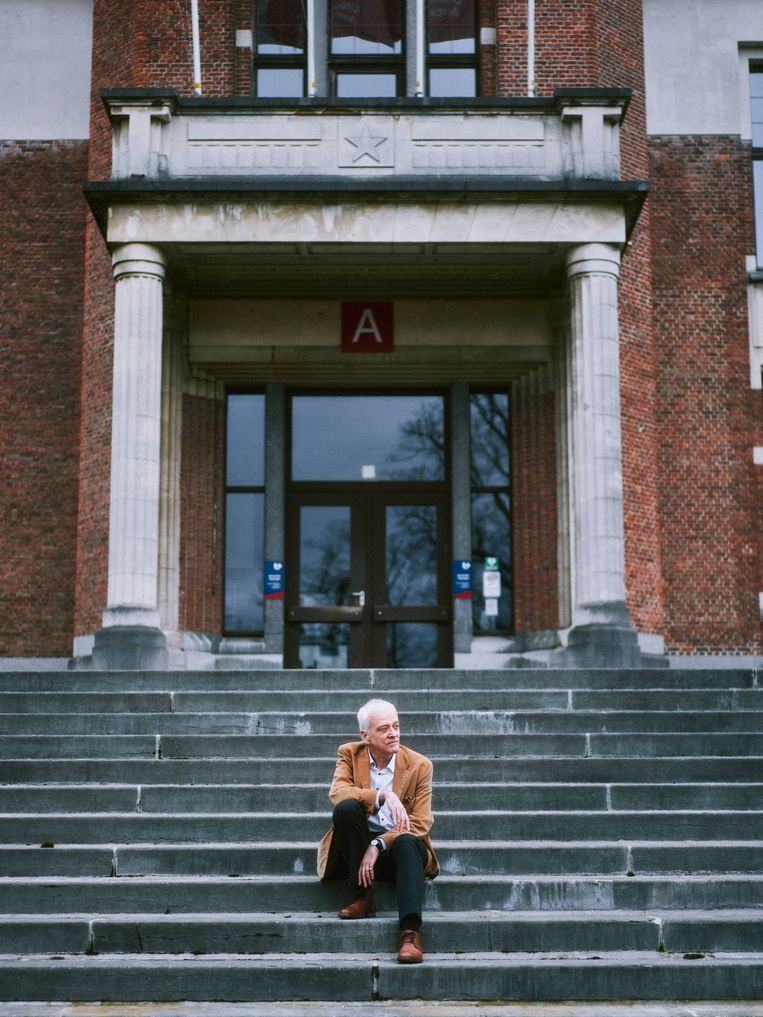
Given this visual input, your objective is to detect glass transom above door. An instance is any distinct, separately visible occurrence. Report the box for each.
[291,395,444,481]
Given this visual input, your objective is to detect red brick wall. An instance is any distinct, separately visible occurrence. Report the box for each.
[75,0,248,637]
[179,393,225,633]
[493,0,665,638]
[512,377,559,633]
[593,1,665,638]
[0,140,88,655]
[650,135,762,654]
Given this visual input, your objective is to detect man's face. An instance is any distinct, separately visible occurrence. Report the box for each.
[361,706,400,762]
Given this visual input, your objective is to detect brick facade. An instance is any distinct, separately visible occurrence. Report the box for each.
[511,377,559,634]
[179,394,225,635]
[4,1,762,658]
[0,141,88,655]
[650,135,762,654]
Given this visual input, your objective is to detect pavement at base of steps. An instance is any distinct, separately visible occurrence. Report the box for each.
[1,1004,763,1017]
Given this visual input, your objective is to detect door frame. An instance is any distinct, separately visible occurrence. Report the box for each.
[284,485,451,667]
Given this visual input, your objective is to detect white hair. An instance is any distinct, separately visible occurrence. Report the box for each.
[357,698,397,733]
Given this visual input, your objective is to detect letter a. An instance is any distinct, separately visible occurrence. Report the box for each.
[352,308,383,344]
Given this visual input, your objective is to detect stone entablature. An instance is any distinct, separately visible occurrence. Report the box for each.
[104,89,629,185]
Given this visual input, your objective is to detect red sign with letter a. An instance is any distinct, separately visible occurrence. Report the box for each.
[341,301,394,352]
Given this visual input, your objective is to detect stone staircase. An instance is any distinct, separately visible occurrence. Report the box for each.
[0,667,762,1002]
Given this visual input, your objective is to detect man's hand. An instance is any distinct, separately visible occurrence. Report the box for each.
[358,843,379,888]
[380,791,410,832]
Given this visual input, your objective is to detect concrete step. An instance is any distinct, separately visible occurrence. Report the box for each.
[4,841,763,879]
[3,755,761,784]
[0,951,762,1002]
[2,909,763,956]
[1,782,761,814]
[2,688,759,713]
[3,710,763,737]
[0,668,757,692]
[2,874,762,913]
[0,1004,759,1017]
[2,808,763,844]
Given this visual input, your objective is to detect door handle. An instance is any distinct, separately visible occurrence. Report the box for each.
[351,590,366,607]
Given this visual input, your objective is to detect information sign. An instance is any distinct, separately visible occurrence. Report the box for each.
[264,560,285,600]
[452,560,473,599]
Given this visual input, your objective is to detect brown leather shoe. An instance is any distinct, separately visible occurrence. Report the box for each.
[338,887,376,919]
[397,929,423,963]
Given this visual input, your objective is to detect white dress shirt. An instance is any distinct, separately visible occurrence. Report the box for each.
[367,750,396,837]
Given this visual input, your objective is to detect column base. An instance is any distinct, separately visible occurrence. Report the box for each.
[92,625,168,671]
[551,601,642,668]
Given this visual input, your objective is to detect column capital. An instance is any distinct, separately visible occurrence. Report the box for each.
[565,243,621,280]
[112,243,167,282]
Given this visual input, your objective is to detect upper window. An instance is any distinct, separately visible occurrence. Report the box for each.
[427,0,477,98]
[330,0,404,97]
[254,0,306,97]
[751,67,763,267]
[253,0,478,98]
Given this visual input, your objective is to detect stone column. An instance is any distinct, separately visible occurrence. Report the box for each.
[553,243,640,667]
[93,243,169,670]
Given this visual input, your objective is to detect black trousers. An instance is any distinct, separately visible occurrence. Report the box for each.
[332,798,427,930]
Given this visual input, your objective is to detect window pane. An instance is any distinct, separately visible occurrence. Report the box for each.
[752,97,763,147]
[257,68,305,97]
[750,71,763,98]
[299,506,352,606]
[336,73,399,97]
[224,493,264,632]
[429,67,476,97]
[470,392,510,487]
[292,395,445,481]
[299,623,350,668]
[227,394,265,487]
[386,505,438,605]
[472,492,512,631]
[428,0,475,53]
[331,0,403,55]
[386,623,439,667]
[256,0,305,53]
[755,162,763,268]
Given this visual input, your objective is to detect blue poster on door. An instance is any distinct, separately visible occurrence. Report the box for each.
[452,560,473,599]
[264,560,285,600]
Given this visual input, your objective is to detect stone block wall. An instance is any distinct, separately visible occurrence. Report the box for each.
[0,140,88,655]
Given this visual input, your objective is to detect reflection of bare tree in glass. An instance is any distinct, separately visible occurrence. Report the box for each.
[386,505,438,606]
[301,513,351,606]
[384,399,445,480]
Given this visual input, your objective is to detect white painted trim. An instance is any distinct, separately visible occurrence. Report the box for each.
[191,0,202,95]
[527,0,535,97]
[415,0,425,96]
[738,43,763,140]
[307,0,316,97]
[753,446,763,464]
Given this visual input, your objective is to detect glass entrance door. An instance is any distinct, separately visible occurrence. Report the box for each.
[285,490,450,668]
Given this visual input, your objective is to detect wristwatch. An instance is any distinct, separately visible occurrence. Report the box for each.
[371,838,386,852]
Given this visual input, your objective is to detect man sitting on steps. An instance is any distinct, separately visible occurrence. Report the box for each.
[317,698,439,964]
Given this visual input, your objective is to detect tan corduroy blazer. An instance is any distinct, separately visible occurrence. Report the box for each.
[317,741,439,880]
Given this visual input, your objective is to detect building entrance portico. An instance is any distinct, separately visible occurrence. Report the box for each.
[83,91,648,670]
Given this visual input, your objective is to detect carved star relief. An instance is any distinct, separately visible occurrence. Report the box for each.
[344,123,387,163]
